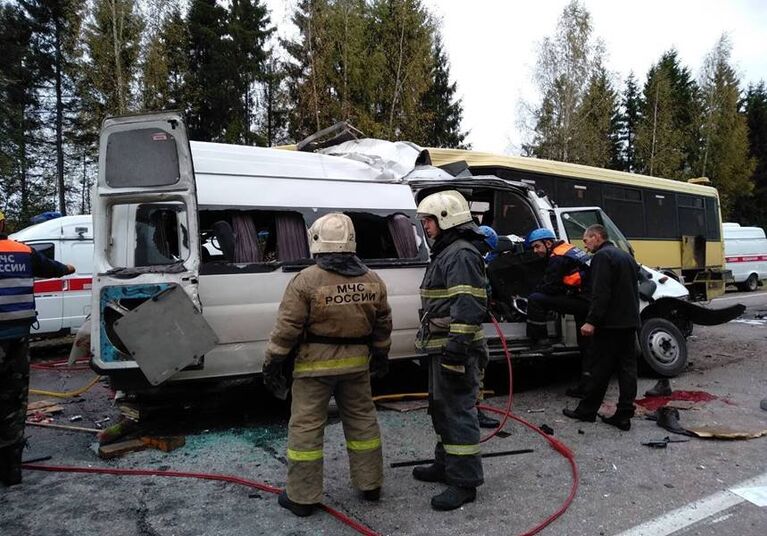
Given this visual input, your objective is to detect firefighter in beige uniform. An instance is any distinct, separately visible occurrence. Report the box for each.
[263,213,392,517]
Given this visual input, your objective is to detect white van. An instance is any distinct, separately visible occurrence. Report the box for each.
[10,215,94,336]
[88,112,744,392]
[723,222,767,291]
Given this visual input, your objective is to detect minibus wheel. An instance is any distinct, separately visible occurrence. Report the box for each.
[639,317,687,377]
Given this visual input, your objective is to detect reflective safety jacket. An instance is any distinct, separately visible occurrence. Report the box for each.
[0,237,71,340]
[0,239,35,338]
[538,241,591,296]
[416,237,488,357]
[265,264,392,378]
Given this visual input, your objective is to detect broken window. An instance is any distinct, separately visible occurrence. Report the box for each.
[134,203,187,266]
[199,209,310,271]
[344,212,420,261]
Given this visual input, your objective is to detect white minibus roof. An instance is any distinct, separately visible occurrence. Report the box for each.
[722,222,766,240]
[191,142,418,211]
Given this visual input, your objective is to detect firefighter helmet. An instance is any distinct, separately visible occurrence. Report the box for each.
[416,190,472,230]
[308,212,357,254]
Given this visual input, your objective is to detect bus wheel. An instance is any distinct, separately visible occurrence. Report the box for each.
[739,274,759,292]
[639,318,687,377]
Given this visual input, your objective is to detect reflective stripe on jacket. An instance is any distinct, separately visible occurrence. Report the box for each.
[0,240,36,332]
[265,264,392,378]
[416,238,488,355]
[549,242,591,292]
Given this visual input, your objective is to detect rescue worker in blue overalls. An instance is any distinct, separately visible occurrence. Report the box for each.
[414,190,488,511]
[525,228,592,396]
[0,210,75,486]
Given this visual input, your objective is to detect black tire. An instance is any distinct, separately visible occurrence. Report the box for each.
[639,317,688,377]
[739,273,759,292]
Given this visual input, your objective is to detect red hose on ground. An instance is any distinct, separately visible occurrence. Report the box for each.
[477,315,579,535]
[22,463,380,536]
[23,316,578,536]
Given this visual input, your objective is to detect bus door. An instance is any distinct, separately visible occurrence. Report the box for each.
[91,112,217,386]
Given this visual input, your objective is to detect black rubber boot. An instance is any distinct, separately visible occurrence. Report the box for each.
[645,379,672,397]
[431,486,476,511]
[278,490,316,517]
[477,409,500,429]
[600,414,631,431]
[0,443,23,486]
[412,463,446,483]
[562,407,596,423]
[362,487,381,501]
[761,398,767,411]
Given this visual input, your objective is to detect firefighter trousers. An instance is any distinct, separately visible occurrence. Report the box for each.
[0,338,29,482]
[429,351,484,488]
[286,369,383,504]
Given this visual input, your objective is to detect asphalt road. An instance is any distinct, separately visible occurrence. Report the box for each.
[2,290,766,535]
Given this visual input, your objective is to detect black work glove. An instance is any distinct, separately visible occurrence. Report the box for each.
[263,359,289,400]
[369,350,389,379]
[440,339,468,377]
[439,352,466,378]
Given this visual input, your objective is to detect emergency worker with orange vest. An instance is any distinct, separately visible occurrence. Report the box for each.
[414,190,488,511]
[263,212,392,517]
[1,211,75,486]
[525,228,592,393]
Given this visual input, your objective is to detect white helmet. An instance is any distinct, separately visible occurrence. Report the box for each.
[309,212,357,254]
[416,190,472,230]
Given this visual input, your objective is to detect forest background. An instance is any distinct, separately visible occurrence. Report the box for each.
[1,0,765,230]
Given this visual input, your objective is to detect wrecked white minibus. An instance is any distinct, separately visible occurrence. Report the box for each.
[90,113,744,392]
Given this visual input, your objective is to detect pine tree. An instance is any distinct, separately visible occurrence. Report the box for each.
[78,0,144,147]
[258,52,291,146]
[228,0,272,144]
[735,82,767,226]
[369,0,434,140]
[696,35,755,217]
[569,66,621,168]
[618,72,641,172]
[0,4,54,228]
[20,0,84,216]
[418,34,468,148]
[635,50,699,179]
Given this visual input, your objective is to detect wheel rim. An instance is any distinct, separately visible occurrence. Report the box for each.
[647,328,680,365]
[747,275,758,291]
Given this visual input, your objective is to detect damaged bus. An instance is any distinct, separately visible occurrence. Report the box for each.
[426,148,728,301]
[90,113,744,393]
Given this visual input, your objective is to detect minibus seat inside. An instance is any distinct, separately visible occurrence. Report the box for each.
[211,221,236,262]
[486,251,546,317]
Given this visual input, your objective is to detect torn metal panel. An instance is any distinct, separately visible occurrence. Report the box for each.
[112,285,218,386]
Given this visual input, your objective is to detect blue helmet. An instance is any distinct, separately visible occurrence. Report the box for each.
[525,227,556,248]
[478,225,498,251]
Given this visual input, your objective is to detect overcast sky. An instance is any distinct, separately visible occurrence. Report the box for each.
[268,0,767,154]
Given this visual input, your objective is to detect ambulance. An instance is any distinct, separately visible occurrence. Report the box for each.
[723,222,767,291]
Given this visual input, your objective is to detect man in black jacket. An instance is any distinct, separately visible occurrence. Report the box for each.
[562,224,640,431]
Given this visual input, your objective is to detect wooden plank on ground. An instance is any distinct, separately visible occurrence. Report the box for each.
[98,439,147,459]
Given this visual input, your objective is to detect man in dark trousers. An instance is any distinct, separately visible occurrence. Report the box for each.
[1,211,75,486]
[562,224,640,431]
[414,190,488,511]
